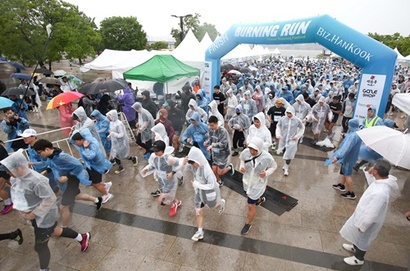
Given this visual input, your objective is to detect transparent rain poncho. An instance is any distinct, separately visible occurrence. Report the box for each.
[187,147,222,210]
[208,100,224,127]
[3,149,58,228]
[208,125,231,167]
[152,122,169,146]
[247,112,272,152]
[185,99,208,123]
[90,109,112,153]
[292,94,311,120]
[132,102,155,143]
[106,109,130,160]
[311,97,331,135]
[239,137,277,200]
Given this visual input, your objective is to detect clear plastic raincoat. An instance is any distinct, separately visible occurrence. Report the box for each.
[70,128,112,174]
[90,109,111,152]
[185,99,208,123]
[106,109,130,160]
[311,97,331,135]
[182,112,210,160]
[152,123,169,146]
[225,89,238,120]
[187,147,222,209]
[276,107,305,160]
[208,125,231,167]
[247,112,271,152]
[340,171,398,251]
[3,149,58,228]
[292,94,311,120]
[239,137,277,200]
[131,102,155,143]
[240,91,257,120]
[208,100,224,127]
[228,105,251,133]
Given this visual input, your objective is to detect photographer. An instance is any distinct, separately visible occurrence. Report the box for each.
[1,108,29,152]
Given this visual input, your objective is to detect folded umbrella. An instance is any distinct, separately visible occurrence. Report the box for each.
[46,91,84,110]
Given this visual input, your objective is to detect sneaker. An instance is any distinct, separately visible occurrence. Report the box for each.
[151,189,161,197]
[104,182,112,194]
[191,230,204,241]
[96,197,103,210]
[79,232,91,252]
[169,200,182,217]
[271,143,276,150]
[232,151,239,157]
[341,191,356,200]
[114,166,124,174]
[342,243,356,253]
[101,193,113,204]
[218,199,226,214]
[14,229,23,245]
[0,203,13,215]
[332,183,346,192]
[343,256,364,266]
[284,169,289,176]
[218,180,224,187]
[228,163,235,176]
[241,224,252,235]
[131,156,138,167]
[256,197,266,206]
[143,153,151,160]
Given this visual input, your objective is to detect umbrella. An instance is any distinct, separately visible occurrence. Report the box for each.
[221,63,234,71]
[2,87,35,96]
[79,78,128,95]
[34,68,53,75]
[227,69,242,76]
[356,126,410,169]
[8,61,26,71]
[240,67,251,73]
[46,91,84,110]
[10,73,32,80]
[39,77,62,85]
[54,69,67,77]
[0,97,14,109]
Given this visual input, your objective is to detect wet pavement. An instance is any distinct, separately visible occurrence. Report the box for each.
[0,108,409,271]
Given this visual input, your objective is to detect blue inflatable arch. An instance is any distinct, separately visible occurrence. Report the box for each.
[204,14,397,120]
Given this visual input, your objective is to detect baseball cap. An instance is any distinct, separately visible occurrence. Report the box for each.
[150,140,166,152]
[21,129,37,138]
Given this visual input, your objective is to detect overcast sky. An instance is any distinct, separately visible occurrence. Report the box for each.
[65,0,410,40]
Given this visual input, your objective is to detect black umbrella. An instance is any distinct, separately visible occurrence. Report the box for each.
[240,67,251,73]
[221,63,234,71]
[34,67,53,75]
[79,78,128,95]
[2,87,35,96]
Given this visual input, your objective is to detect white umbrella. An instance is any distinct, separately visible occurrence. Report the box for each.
[356,126,410,169]
[54,69,67,77]
[227,69,242,76]
[392,93,410,115]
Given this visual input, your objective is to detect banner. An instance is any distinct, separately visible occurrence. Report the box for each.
[203,61,212,100]
[354,74,386,121]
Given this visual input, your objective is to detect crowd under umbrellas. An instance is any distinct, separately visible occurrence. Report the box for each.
[0,55,410,270]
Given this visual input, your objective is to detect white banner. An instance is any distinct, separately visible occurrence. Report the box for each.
[354,73,386,121]
[203,61,212,100]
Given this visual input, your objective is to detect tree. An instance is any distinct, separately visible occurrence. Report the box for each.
[170,13,219,46]
[0,0,100,67]
[99,17,147,51]
[147,41,169,51]
[368,32,410,57]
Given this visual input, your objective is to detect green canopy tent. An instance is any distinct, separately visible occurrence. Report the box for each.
[123,54,200,95]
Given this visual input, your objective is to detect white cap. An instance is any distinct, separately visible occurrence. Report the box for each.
[21,129,37,138]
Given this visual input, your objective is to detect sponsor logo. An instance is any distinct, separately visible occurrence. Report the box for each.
[361,88,378,98]
[366,75,377,86]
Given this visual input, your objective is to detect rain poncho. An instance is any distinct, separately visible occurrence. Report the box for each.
[276,107,305,160]
[11,99,28,120]
[143,143,180,204]
[90,109,111,153]
[187,147,222,209]
[4,150,58,228]
[208,100,224,127]
[225,89,238,120]
[1,116,29,152]
[195,89,209,113]
[240,91,257,120]
[57,103,75,137]
[362,107,384,128]
[325,119,362,176]
[106,109,130,160]
[311,97,331,135]
[152,123,169,146]
[73,106,106,156]
[252,85,265,113]
[228,105,251,132]
[182,112,210,160]
[132,102,155,143]
[208,125,231,167]
[292,94,311,120]
[117,87,136,122]
[70,128,112,174]
[185,99,208,123]
[156,109,175,142]
[340,171,398,251]
[239,137,277,200]
[247,112,272,152]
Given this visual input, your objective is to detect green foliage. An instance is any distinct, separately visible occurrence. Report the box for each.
[368,32,410,57]
[171,13,219,46]
[147,41,169,51]
[99,17,147,50]
[0,0,100,66]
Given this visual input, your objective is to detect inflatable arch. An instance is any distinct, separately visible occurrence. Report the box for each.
[204,14,397,120]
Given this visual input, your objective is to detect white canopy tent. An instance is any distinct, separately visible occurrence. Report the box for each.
[394,47,407,62]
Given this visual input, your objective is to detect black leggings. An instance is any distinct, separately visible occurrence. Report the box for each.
[353,244,366,260]
[136,134,152,154]
[232,130,245,150]
[0,231,17,241]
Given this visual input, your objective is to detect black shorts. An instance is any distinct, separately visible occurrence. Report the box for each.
[61,175,80,211]
[32,220,57,244]
[86,168,102,184]
[247,197,259,204]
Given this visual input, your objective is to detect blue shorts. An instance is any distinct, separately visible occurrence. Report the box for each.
[247,197,259,205]
[340,162,353,177]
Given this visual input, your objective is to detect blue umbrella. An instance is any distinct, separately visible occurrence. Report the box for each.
[9,61,26,71]
[10,73,32,80]
[0,97,14,109]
